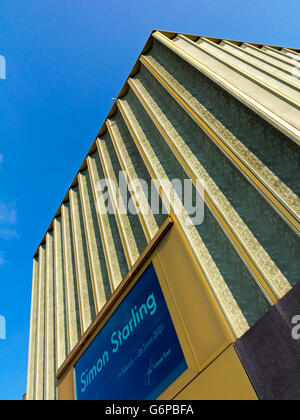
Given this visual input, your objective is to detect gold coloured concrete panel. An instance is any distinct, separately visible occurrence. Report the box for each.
[57,219,236,400]
[153,221,234,377]
[174,345,258,400]
[57,368,75,401]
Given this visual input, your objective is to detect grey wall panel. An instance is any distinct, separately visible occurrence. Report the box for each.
[235,282,300,400]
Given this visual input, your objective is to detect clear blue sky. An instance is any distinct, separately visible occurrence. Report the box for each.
[0,0,299,400]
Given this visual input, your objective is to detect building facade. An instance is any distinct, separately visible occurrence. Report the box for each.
[26,30,300,400]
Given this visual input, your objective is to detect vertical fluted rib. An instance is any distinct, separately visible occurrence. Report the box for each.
[242,43,295,73]
[69,186,96,332]
[97,136,140,268]
[45,232,56,400]
[153,32,300,142]
[53,217,68,370]
[118,94,249,337]
[87,153,124,290]
[26,257,39,400]
[78,170,111,313]
[262,45,298,65]
[34,245,46,400]
[61,202,81,351]
[139,49,300,228]
[128,66,292,301]
[106,117,158,241]
[217,40,299,85]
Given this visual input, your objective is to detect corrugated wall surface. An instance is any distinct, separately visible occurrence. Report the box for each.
[26,31,300,400]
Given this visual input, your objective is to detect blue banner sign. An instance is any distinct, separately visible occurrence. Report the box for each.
[74,263,187,400]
